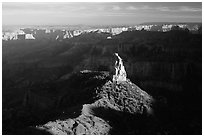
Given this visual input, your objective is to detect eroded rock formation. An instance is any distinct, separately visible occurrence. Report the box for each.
[112,53,127,83]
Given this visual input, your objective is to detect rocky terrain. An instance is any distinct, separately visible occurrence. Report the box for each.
[3,70,155,135]
[37,74,154,135]
[34,55,154,135]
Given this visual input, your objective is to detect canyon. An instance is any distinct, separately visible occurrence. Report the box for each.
[2,28,202,134]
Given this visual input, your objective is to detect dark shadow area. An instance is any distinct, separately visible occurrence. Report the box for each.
[3,127,52,135]
[91,96,201,135]
[2,71,111,135]
[90,106,158,134]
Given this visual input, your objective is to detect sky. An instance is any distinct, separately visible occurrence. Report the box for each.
[2,2,202,26]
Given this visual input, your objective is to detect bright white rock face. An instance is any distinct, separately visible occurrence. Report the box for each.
[112,53,127,83]
[107,36,112,39]
[25,34,35,39]
[63,31,73,39]
[73,30,83,36]
[2,30,25,41]
[56,35,59,40]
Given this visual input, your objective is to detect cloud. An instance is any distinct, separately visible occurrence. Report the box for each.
[178,6,202,12]
[112,5,121,10]
[97,6,105,11]
[103,12,137,17]
[126,6,137,10]
[156,7,171,11]
[163,14,202,19]
[156,6,202,12]
[72,6,87,11]
[140,5,151,10]
[125,5,151,11]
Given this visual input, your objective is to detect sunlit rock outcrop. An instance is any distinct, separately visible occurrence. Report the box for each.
[25,34,35,40]
[112,53,127,83]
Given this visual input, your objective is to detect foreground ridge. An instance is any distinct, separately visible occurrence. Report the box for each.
[36,70,154,135]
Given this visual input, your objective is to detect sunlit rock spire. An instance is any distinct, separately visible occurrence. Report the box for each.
[112,53,127,83]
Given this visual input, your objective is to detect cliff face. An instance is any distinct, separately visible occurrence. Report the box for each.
[78,56,201,93]
[23,90,57,110]
[78,31,201,92]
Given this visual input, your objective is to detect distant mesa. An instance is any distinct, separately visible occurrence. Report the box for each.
[2,29,36,41]
[2,22,201,41]
[25,34,35,40]
[17,34,25,40]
